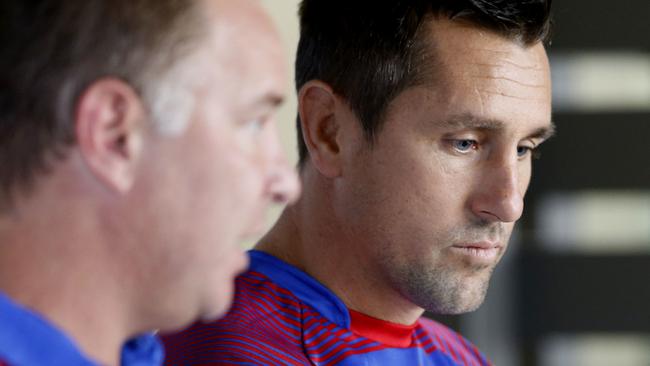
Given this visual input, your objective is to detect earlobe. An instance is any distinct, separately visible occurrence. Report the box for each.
[75,78,146,194]
[298,81,342,178]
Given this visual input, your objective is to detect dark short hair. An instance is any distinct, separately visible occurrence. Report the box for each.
[295,0,552,166]
[0,0,205,209]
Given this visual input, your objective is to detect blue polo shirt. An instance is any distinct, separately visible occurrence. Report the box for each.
[0,292,163,366]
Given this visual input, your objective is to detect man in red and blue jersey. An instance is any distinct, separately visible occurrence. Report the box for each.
[0,0,298,365]
[164,0,555,364]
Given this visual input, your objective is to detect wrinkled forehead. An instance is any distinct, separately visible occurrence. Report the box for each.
[401,19,552,134]
[417,18,550,86]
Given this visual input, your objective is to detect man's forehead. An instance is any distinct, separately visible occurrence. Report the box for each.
[408,19,550,104]
[423,23,550,102]
[420,18,549,71]
[190,0,288,112]
[198,0,286,95]
[204,0,277,37]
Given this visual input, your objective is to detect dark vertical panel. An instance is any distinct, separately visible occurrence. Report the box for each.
[516,0,650,363]
[550,0,650,50]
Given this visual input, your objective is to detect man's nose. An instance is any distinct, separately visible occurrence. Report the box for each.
[262,123,302,205]
[267,159,301,205]
[470,158,524,223]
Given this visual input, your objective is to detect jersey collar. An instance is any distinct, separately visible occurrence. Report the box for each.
[248,249,420,347]
[249,250,351,329]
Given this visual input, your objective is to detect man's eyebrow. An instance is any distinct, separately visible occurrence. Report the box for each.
[529,122,556,141]
[443,114,505,131]
[442,113,556,140]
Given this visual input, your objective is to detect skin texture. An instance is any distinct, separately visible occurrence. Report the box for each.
[259,18,553,326]
[0,0,299,365]
[129,0,300,327]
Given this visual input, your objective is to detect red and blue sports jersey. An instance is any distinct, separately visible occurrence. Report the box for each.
[163,250,492,365]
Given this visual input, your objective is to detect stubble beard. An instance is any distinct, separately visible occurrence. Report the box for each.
[377,220,509,315]
[394,259,496,315]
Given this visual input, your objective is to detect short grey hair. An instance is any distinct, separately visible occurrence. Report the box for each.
[0,0,209,209]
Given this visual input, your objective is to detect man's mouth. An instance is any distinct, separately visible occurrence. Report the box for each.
[450,241,502,261]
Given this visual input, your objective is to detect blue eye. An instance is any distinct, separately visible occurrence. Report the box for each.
[517,146,535,158]
[452,139,478,152]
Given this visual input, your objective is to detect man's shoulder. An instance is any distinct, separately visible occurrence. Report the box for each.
[418,317,492,365]
[227,269,305,331]
[162,269,309,365]
[0,293,99,366]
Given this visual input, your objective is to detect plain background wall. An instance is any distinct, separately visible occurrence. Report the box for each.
[259,0,302,230]
[260,0,301,167]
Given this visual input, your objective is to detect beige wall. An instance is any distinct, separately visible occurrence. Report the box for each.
[246,1,301,246]
[260,0,301,167]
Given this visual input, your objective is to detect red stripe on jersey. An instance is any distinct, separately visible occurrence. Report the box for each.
[349,309,417,347]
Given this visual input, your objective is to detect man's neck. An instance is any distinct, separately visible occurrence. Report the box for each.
[256,188,425,326]
[0,207,135,366]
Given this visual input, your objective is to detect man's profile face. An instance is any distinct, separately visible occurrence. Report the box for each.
[134,0,298,328]
[338,19,553,314]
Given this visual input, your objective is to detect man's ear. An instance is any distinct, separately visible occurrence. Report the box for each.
[75,78,146,194]
[298,80,343,178]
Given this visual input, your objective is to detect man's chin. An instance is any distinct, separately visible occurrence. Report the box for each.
[425,294,485,315]
[408,270,492,316]
[429,282,490,315]
[192,258,247,324]
[199,307,228,324]
[198,292,235,323]
[157,292,233,333]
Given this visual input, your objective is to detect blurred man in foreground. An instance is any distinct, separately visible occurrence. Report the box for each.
[0,0,299,365]
[165,0,555,364]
